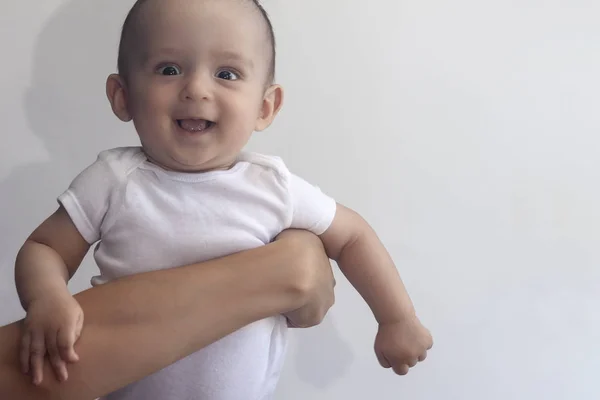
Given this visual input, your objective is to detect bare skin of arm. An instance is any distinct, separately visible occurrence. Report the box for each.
[320,204,433,375]
[0,230,335,400]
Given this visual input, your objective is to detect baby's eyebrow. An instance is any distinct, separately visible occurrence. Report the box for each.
[140,47,184,64]
[142,47,183,61]
[214,50,255,71]
[139,48,255,71]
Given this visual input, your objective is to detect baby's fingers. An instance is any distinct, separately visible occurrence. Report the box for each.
[47,331,68,382]
[375,349,391,369]
[392,363,410,376]
[29,331,46,385]
[20,331,31,374]
[57,323,81,363]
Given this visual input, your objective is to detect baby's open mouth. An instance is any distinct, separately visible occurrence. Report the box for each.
[176,119,215,132]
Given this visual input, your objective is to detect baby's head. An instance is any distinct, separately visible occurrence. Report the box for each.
[106,0,284,172]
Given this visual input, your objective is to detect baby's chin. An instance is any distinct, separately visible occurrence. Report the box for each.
[146,149,236,173]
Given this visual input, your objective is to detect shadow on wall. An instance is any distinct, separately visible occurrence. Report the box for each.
[0,0,355,390]
[287,314,355,390]
[0,0,135,323]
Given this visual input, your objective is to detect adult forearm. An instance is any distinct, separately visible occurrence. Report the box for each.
[0,238,307,400]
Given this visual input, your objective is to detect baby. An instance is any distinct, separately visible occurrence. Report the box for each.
[14,0,433,399]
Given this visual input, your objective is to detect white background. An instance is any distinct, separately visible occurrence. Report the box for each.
[1,1,599,399]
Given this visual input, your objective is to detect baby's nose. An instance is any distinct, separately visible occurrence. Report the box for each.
[181,73,213,101]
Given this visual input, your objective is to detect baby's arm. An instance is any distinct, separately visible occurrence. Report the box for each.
[320,204,433,375]
[15,206,90,384]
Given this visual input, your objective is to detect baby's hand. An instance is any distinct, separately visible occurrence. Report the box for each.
[21,292,84,385]
[374,316,433,375]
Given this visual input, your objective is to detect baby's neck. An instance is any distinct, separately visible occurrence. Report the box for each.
[143,150,238,174]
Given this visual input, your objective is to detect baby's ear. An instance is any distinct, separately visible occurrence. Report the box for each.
[106,74,132,122]
[255,84,284,131]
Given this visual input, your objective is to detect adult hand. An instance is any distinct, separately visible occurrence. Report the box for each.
[276,230,336,328]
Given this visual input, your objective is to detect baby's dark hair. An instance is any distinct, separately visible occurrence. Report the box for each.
[117,0,276,83]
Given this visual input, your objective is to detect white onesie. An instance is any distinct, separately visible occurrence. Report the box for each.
[57,147,337,400]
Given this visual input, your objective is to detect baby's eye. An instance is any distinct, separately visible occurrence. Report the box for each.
[216,69,239,81]
[157,65,181,76]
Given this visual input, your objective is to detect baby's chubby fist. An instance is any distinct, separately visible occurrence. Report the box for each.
[374,316,433,375]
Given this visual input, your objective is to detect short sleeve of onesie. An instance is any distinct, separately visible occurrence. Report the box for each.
[288,173,337,235]
[57,147,140,244]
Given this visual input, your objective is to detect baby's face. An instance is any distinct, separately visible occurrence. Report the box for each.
[123,0,274,172]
